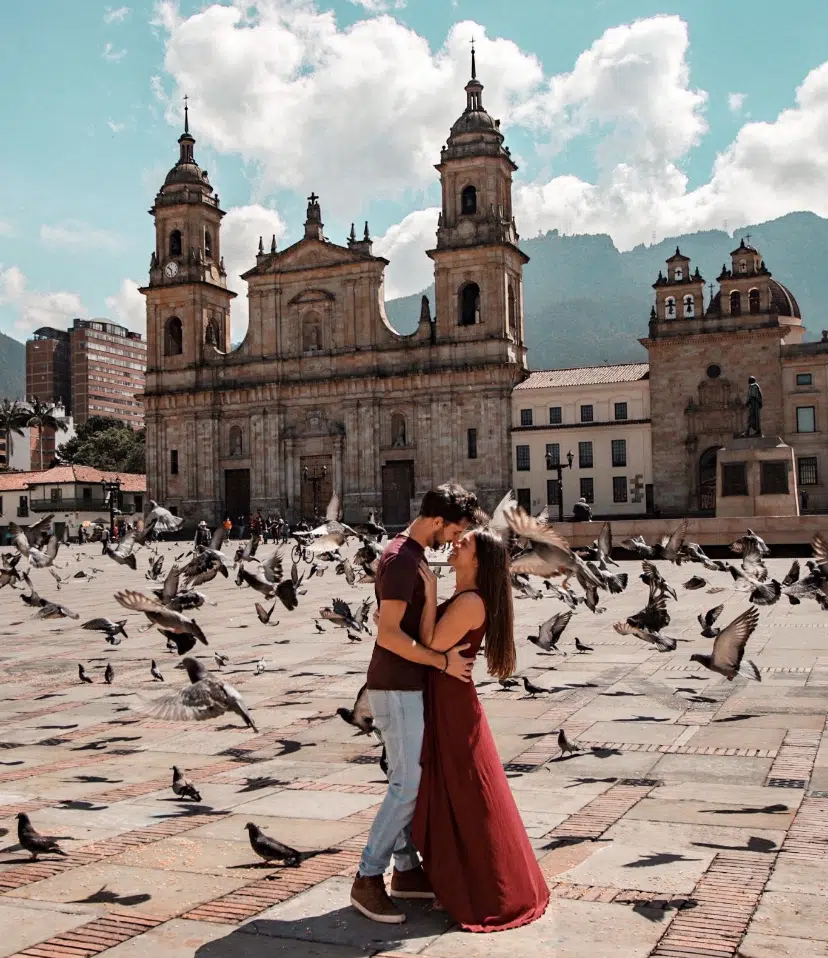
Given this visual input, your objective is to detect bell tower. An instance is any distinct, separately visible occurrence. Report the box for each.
[141,100,235,374]
[427,47,528,364]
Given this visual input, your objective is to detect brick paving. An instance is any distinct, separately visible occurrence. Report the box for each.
[0,543,825,957]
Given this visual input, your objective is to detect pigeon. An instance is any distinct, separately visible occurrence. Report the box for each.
[505,507,604,591]
[14,532,60,569]
[512,575,543,600]
[698,604,724,638]
[150,660,164,682]
[16,813,67,860]
[114,591,208,645]
[135,657,257,730]
[320,598,362,631]
[78,663,93,684]
[104,662,114,685]
[621,521,687,563]
[728,565,781,606]
[740,539,770,582]
[9,514,54,549]
[83,618,128,641]
[543,581,580,609]
[236,566,278,598]
[214,652,229,670]
[522,676,549,697]
[147,500,185,533]
[558,729,579,757]
[105,533,138,570]
[35,601,79,620]
[244,822,301,866]
[640,561,677,601]
[690,607,761,681]
[341,558,356,586]
[255,601,278,625]
[275,580,299,611]
[347,630,362,643]
[161,630,197,656]
[498,678,519,690]
[594,521,618,567]
[147,554,164,580]
[574,637,593,653]
[527,612,572,653]
[313,620,326,633]
[779,559,825,606]
[683,576,707,590]
[730,529,770,557]
[180,527,231,587]
[171,766,201,802]
[336,683,374,734]
[614,595,678,652]
[255,657,266,675]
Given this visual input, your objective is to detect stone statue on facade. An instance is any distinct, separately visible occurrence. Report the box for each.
[741,376,763,437]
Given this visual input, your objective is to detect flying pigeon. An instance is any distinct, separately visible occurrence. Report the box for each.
[114,591,208,645]
[147,500,185,533]
[690,607,761,681]
[83,618,128,641]
[698,604,724,638]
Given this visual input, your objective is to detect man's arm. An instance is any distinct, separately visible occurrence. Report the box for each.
[376,600,472,683]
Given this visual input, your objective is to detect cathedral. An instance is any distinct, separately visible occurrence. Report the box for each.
[141,53,528,527]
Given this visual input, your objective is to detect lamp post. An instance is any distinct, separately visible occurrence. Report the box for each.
[301,464,327,522]
[545,450,574,523]
[101,476,122,539]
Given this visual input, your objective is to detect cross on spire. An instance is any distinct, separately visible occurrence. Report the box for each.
[308,192,319,205]
[470,36,476,80]
[745,233,752,245]
[183,94,189,134]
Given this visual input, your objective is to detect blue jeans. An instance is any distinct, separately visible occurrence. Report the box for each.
[358,690,424,878]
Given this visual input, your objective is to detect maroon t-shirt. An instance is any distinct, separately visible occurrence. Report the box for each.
[366,534,427,691]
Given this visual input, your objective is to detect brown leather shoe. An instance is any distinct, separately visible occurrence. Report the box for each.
[350,873,406,924]
[389,865,435,900]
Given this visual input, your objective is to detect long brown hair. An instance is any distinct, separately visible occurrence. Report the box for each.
[472,528,516,679]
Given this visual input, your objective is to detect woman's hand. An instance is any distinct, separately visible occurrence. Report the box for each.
[419,561,438,601]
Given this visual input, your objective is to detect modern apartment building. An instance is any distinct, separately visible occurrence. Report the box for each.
[26,327,72,410]
[69,319,146,427]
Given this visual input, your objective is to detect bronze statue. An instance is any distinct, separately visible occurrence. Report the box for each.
[742,376,763,437]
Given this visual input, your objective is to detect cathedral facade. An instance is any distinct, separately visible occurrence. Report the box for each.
[141,58,528,527]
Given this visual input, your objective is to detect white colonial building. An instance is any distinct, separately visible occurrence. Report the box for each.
[511,363,653,517]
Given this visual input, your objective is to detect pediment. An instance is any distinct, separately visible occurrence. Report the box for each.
[273,239,372,270]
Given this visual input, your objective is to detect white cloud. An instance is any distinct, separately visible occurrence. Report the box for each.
[104,6,130,23]
[728,92,746,114]
[0,221,12,237]
[40,222,121,250]
[349,0,406,12]
[374,207,438,299]
[107,120,126,133]
[102,42,127,62]
[105,279,144,332]
[0,266,88,336]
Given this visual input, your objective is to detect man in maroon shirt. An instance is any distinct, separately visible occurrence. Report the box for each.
[350,483,480,924]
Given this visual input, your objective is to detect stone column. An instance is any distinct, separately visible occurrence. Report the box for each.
[284,438,296,520]
[332,433,344,498]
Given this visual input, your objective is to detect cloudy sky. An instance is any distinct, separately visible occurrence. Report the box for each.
[2,0,828,341]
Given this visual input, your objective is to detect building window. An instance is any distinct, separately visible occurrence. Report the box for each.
[707,364,721,379]
[508,286,517,332]
[546,478,560,505]
[578,441,593,469]
[683,295,695,318]
[82,487,92,500]
[722,462,747,497]
[18,495,28,517]
[614,402,628,420]
[516,488,531,512]
[761,461,789,495]
[580,405,594,423]
[797,406,816,433]
[665,296,676,318]
[520,409,533,427]
[580,477,594,503]
[796,372,813,386]
[798,457,818,486]
[169,229,182,257]
[674,267,683,281]
[459,283,481,326]
[50,488,62,503]
[549,406,562,424]
[164,317,183,356]
[612,476,628,503]
[730,290,741,315]
[611,439,627,468]
[467,428,478,460]
[229,424,243,457]
[545,443,560,468]
[134,495,143,513]
[515,445,531,471]
[204,229,213,259]
[749,288,761,314]
[170,450,179,475]
[460,185,477,215]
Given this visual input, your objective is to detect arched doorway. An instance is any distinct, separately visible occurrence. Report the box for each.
[698,446,722,512]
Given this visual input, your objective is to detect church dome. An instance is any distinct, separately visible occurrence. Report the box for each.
[163,132,211,189]
[445,49,505,151]
[768,278,801,318]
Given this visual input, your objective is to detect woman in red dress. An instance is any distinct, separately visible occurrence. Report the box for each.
[411,528,549,933]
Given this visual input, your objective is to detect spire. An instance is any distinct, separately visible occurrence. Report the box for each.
[464,38,484,113]
[258,236,264,254]
[184,94,189,134]
[363,221,370,241]
[348,222,356,247]
[270,234,276,253]
[470,39,476,80]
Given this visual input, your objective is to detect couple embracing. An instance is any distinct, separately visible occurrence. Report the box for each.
[350,483,549,933]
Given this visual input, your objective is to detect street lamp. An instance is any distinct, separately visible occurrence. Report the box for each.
[301,464,327,522]
[101,476,122,539]
[545,450,574,523]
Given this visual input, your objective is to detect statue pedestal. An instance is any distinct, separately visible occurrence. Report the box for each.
[716,437,799,518]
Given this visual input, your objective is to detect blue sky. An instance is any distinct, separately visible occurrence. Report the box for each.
[1,0,828,341]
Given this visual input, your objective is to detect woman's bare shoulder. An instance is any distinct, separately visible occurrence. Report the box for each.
[454,590,486,620]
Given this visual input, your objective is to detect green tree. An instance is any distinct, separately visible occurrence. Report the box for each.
[58,424,145,473]
[25,398,68,471]
[0,399,30,469]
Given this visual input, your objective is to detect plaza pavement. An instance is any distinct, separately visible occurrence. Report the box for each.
[0,540,825,958]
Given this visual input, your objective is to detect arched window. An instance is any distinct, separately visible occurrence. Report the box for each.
[749,288,761,314]
[674,267,683,281]
[460,185,477,215]
[302,315,322,353]
[228,425,243,457]
[730,290,742,316]
[164,317,183,356]
[204,229,213,259]
[459,283,481,326]
[739,260,747,273]
[169,230,182,257]
[683,295,695,318]
[508,285,517,331]
[665,296,676,318]
[390,413,406,447]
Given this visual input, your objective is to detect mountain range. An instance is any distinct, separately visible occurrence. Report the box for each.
[385,211,827,369]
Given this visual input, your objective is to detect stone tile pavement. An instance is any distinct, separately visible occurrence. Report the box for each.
[0,541,826,957]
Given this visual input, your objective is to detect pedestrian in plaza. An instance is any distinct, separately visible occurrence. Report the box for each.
[77,525,85,546]
[194,520,211,549]
[411,526,549,932]
[350,484,479,925]
[572,496,593,522]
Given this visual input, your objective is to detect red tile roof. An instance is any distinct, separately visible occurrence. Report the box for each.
[515,363,650,390]
[0,467,146,493]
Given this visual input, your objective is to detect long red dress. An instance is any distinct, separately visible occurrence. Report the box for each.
[412,591,549,933]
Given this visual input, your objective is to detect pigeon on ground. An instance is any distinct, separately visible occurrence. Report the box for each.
[78,663,93,684]
[698,604,724,638]
[522,676,549,697]
[114,591,208,645]
[498,678,519,690]
[244,822,301,866]
[214,652,229,670]
[574,637,593,653]
[16,813,67,860]
[336,683,374,734]
[313,620,325,633]
[255,657,266,675]
[690,607,761,681]
[83,618,128,641]
[135,657,257,730]
[104,663,114,685]
[171,766,201,802]
[150,660,164,682]
[558,729,579,757]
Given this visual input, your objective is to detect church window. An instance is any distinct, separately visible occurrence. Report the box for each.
[461,185,477,215]
[674,267,683,281]
[797,373,813,386]
[665,296,676,318]
[169,230,182,257]
[204,229,213,259]
[391,414,407,447]
[302,314,322,353]
[739,260,747,273]
[170,449,179,475]
[164,317,183,356]
[749,288,761,314]
[508,285,517,331]
[730,291,741,315]
[707,364,721,379]
[797,406,816,433]
[459,283,481,326]
[683,295,695,317]
[228,425,243,457]
[467,428,478,460]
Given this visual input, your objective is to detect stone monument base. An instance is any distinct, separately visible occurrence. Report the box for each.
[715,436,799,518]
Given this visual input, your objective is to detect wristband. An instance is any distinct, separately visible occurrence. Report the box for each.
[441,652,448,673]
